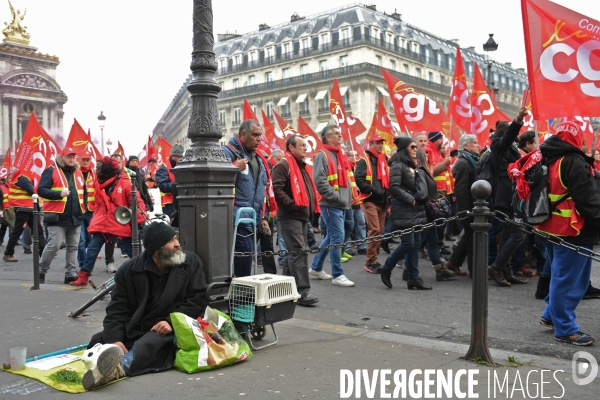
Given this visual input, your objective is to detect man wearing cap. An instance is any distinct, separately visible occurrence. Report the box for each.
[81,221,207,389]
[126,155,153,212]
[156,144,184,221]
[77,155,98,272]
[355,134,390,273]
[37,150,85,284]
[71,156,146,286]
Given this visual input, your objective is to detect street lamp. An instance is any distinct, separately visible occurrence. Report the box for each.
[483,34,498,90]
[98,111,106,155]
[106,138,112,155]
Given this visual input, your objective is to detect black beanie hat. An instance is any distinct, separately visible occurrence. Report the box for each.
[393,136,414,151]
[143,221,177,256]
[128,155,139,163]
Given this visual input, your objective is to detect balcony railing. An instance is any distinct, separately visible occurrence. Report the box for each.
[299,109,311,116]
[317,107,329,113]
[281,111,291,118]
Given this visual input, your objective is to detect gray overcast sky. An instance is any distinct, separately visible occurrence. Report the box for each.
[5,0,595,155]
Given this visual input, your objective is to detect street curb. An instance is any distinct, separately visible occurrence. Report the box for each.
[280,317,576,373]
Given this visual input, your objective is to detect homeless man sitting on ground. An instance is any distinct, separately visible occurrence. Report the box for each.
[81,221,207,390]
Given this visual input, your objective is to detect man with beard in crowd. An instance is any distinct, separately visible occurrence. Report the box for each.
[81,221,207,389]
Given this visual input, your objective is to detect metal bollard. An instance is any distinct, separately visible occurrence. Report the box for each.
[130,172,139,257]
[464,180,495,364]
[31,194,40,291]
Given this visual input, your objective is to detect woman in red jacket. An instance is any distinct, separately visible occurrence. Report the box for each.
[71,157,145,286]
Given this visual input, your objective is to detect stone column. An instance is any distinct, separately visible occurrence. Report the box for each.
[11,102,17,144]
[2,102,9,152]
[50,106,56,132]
[42,105,49,131]
[171,0,238,283]
[57,110,64,135]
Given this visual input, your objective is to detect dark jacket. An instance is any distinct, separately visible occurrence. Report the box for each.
[453,151,479,212]
[128,166,153,212]
[490,120,523,210]
[539,136,600,245]
[222,137,268,225]
[37,157,83,226]
[354,150,390,206]
[156,158,177,216]
[388,153,427,229]
[271,157,314,222]
[101,249,207,374]
[15,175,35,213]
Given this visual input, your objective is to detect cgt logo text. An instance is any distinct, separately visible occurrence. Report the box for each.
[340,352,598,399]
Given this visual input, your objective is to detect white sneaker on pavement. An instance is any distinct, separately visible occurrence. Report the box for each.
[309,269,332,280]
[107,263,116,273]
[332,275,354,287]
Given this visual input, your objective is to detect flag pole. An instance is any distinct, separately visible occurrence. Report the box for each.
[534,121,540,147]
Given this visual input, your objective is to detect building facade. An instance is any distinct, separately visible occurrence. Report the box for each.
[0,5,67,159]
[154,3,528,145]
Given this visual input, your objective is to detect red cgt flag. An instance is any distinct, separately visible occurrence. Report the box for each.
[156,137,172,167]
[448,47,472,133]
[297,116,323,163]
[376,97,398,148]
[470,63,500,146]
[522,0,600,120]
[361,112,379,156]
[115,141,125,157]
[381,67,444,132]
[273,110,299,145]
[243,99,259,121]
[64,119,93,158]
[13,114,60,189]
[329,79,366,144]
[0,148,11,179]
[261,110,284,151]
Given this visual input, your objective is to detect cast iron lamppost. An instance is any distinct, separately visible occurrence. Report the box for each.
[483,34,498,90]
[171,0,238,283]
[98,111,106,155]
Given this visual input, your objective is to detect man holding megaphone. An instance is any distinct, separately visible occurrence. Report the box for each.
[71,156,146,287]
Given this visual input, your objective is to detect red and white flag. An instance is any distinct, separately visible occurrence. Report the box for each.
[448,47,472,133]
[261,110,284,151]
[115,141,125,157]
[64,119,93,158]
[376,97,397,148]
[522,0,600,120]
[13,114,60,189]
[329,79,366,147]
[297,116,323,163]
[0,148,11,179]
[156,137,172,167]
[470,63,499,146]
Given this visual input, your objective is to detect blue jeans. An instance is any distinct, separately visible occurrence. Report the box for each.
[81,233,132,273]
[77,212,93,268]
[306,222,317,248]
[276,219,287,267]
[420,226,442,266]
[345,207,367,252]
[311,206,346,279]
[384,231,421,280]
[541,242,592,336]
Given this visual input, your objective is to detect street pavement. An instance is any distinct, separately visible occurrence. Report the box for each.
[0,239,599,398]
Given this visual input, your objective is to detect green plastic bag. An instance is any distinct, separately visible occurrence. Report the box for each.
[171,307,252,373]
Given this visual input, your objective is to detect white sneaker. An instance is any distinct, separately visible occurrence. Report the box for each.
[332,275,354,287]
[82,344,125,390]
[309,269,332,280]
[106,263,116,273]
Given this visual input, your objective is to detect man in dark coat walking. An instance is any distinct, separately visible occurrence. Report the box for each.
[83,221,207,389]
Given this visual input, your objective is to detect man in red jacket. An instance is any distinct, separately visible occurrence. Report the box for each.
[71,156,145,286]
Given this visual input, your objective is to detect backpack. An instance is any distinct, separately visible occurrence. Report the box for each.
[413,169,430,203]
[511,156,567,224]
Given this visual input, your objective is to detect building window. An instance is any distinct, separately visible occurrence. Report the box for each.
[376,55,382,66]
[428,72,434,82]
[403,63,409,75]
[284,42,290,54]
[266,101,274,118]
[218,59,226,71]
[341,28,349,40]
[319,93,329,111]
[425,48,430,62]
[320,59,328,72]
[501,75,506,85]
[467,64,473,78]
[249,51,256,63]
[415,68,421,78]
[299,98,310,115]
[340,55,348,68]
[283,101,291,117]
[301,64,308,76]
[265,71,272,82]
[401,39,406,48]
[248,75,255,85]
[283,68,290,81]
[390,60,396,71]
[515,81,520,91]
[387,33,393,43]
[320,33,329,45]
[233,107,241,124]
[267,47,274,59]
[448,57,454,72]
[219,110,226,126]
[342,89,350,108]
[437,53,442,67]
[493,72,498,83]
[234,55,240,65]
[302,38,309,49]
[233,79,239,89]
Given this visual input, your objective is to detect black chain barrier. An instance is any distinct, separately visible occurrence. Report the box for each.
[234,209,600,262]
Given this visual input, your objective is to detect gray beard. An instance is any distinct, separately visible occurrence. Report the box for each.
[158,248,186,268]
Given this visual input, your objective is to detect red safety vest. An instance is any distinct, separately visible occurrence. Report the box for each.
[535,157,586,237]
[7,175,33,209]
[160,167,175,206]
[356,154,389,203]
[43,166,85,214]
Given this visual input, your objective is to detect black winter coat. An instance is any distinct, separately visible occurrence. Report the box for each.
[453,151,479,212]
[388,155,427,229]
[539,136,600,245]
[354,150,390,206]
[37,158,83,226]
[490,120,523,210]
[101,249,207,375]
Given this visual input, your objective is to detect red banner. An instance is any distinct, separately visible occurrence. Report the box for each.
[261,110,284,150]
[381,67,444,132]
[522,0,600,120]
[376,97,397,147]
[64,119,93,157]
[243,99,258,121]
[115,141,125,157]
[448,47,472,133]
[13,114,60,189]
[329,79,366,143]
[470,63,499,146]
[0,148,11,179]
[361,112,379,155]
[156,137,172,167]
[297,116,323,164]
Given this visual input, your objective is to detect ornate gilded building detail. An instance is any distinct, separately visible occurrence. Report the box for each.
[4,73,59,91]
[2,1,30,45]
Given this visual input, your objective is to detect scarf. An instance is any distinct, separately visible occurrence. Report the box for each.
[253,143,278,217]
[458,150,479,172]
[284,152,321,213]
[594,161,600,173]
[371,150,390,189]
[322,144,350,187]
[507,149,543,201]
[425,140,443,171]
